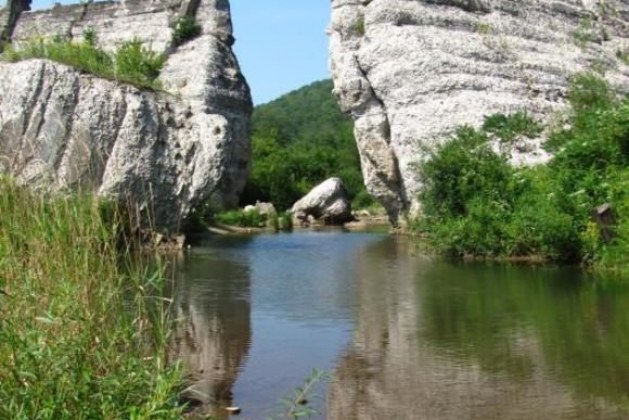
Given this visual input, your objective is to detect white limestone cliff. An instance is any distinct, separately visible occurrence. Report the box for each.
[0,0,251,232]
[330,0,629,225]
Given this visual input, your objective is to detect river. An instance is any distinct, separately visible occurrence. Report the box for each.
[170,231,629,419]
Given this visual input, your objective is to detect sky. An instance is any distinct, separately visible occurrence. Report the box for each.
[18,0,332,105]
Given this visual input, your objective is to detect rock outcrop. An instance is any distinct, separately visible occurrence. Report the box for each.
[0,0,251,232]
[329,0,629,225]
[291,177,354,225]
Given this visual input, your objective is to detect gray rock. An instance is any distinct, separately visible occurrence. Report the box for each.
[291,178,353,225]
[254,201,277,217]
[329,0,629,226]
[0,0,251,233]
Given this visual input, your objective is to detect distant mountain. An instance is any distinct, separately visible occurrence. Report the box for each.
[243,79,372,210]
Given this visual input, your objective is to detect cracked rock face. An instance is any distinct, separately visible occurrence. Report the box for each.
[329,0,629,226]
[0,0,251,232]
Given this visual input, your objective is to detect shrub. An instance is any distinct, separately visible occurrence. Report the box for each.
[172,16,202,47]
[415,73,628,271]
[419,126,514,220]
[82,26,97,46]
[114,39,166,88]
[567,72,616,113]
[215,209,267,228]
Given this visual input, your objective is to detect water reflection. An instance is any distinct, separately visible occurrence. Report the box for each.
[329,238,629,419]
[170,239,252,415]
[171,233,629,419]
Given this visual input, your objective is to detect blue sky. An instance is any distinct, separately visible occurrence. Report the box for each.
[20,0,331,104]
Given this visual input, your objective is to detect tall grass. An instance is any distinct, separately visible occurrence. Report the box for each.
[2,36,165,91]
[0,180,183,419]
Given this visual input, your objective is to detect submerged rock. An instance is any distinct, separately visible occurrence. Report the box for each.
[0,0,252,232]
[291,177,353,225]
[329,0,629,225]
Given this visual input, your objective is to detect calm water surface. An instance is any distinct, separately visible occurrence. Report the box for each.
[171,231,629,419]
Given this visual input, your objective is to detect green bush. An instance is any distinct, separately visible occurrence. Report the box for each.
[215,209,267,228]
[114,39,166,88]
[419,126,515,220]
[415,73,628,270]
[172,16,202,47]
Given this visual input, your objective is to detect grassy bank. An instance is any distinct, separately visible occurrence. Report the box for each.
[2,32,165,90]
[0,180,183,418]
[414,73,628,276]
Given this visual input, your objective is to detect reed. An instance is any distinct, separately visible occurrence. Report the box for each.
[0,179,183,419]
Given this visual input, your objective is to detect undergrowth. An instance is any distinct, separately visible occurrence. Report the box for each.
[2,33,165,90]
[214,208,293,231]
[0,180,184,418]
[415,73,628,276]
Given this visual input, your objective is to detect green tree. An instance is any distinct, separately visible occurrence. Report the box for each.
[242,80,371,210]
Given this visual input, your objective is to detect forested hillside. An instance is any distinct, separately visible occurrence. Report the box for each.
[241,80,371,210]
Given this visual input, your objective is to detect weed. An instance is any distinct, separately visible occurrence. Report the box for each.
[2,35,165,91]
[475,22,492,35]
[271,369,327,420]
[482,111,543,144]
[571,16,594,48]
[353,14,366,36]
[114,38,166,87]
[616,48,629,65]
[172,16,202,47]
[82,26,96,46]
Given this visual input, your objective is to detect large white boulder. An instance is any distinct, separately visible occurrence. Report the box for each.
[291,178,353,225]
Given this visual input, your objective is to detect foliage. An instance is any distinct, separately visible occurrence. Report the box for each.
[571,16,595,48]
[566,72,616,114]
[82,26,97,46]
[2,35,165,90]
[271,369,327,420]
[215,208,267,228]
[172,16,202,47]
[214,208,294,232]
[353,15,366,36]
[482,111,543,144]
[415,73,628,273]
[0,180,183,418]
[418,126,513,220]
[114,39,166,88]
[243,80,371,211]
